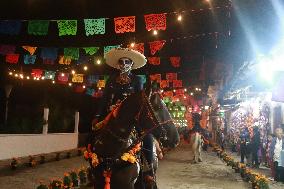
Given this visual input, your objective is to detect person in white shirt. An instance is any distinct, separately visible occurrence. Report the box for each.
[270,127,284,182]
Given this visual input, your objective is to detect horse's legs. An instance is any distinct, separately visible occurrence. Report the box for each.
[198,136,202,162]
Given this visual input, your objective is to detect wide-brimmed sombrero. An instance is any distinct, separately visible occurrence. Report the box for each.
[105,47,147,69]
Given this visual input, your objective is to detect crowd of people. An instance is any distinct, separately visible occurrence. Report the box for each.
[228,126,284,183]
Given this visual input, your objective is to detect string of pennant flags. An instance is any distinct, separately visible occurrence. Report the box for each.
[0,29,228,67]
[0,5,230,36]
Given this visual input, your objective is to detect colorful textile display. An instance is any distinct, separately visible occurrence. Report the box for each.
[173,80,183,88]
[144,13,167,31]
[114,16,135,33]
[149,40,166,55]
[43,58,55,65]
[0,45,16,55]
[83,47,100,55]
[127,43,144,54]
[160,80,169,88]
[150,74,161,82]
[64,48,79,60]
[86,88,95,96]
[22,46,37,55]
[44,71,56,80]
[0,20,22,35]
[166,73,178,82]
[31,69,43,78]
[6,54,19,64]
[72,74,84,83]
[229,98,270,145]
[28,20,49,35]
[57,73,69,83]
[97,80,106,88]
[87,75,99,85]
[40,48,58,60]
[58,55,72,65]
[148,57,160,65]
[24,55,36,64]
[84,18,105,36]
[57,20,77,36]
[170,57,181,67]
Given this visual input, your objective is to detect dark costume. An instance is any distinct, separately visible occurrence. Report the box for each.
[240,128,250,163]
[95,73,156,189]
[251,127,261,167]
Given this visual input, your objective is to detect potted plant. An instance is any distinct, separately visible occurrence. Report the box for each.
[29,155,37,167]
[36,181,49,189]
[49,178,63,189]
[66,152,71,159]
[78,167,87,185]
[55,153,60,161]
[63,173,73,189]
[70,170,79,188]
[10,157,19,170]
[40,155,46,164]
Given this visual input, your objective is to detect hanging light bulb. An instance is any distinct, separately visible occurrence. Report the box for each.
[61,73,65,77]
[41,76,45,80]
[36,78,40,81]
[71,70,76,74]
[96,59,101,65]
[195,87,198,91]
[83,85,86,89]
[177,15,182,21]
[68,83,72,86]
[184,88,187,92]
[98,87,102,90]
[49,75,53,79]
[160,89,164,93]
[83,66,88,71]
[33,77,36,80]
[153,30,158,35]
[26,76,30,80]
[15,74,18,77]
[130,42,135,47]
[52,80,55,84]
[9,72,13,75]
[173,89,176,92]
[190,92,194,96]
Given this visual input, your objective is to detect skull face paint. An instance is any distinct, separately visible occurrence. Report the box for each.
[118,57,134,74]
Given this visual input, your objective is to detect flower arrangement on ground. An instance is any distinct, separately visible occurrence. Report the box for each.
[70,170,79,187]
[10,157,19,170]
[63,172,73,189]
[78,167,87,185]
[49,178,63,189]
[36,181,48,189]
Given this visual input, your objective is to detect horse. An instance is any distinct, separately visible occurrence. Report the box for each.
[190,132,203,163]
[86,91,179,189]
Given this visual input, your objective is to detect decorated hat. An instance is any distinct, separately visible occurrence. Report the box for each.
[105,47,147,69]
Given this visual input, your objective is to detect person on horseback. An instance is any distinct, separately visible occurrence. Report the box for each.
[91,47,158,188]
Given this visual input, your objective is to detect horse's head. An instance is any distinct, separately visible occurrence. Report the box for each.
[139,92,180,149]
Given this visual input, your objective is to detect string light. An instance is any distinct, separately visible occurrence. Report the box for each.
[153,30,158,35]
[33,77,36,80]
[68,83,72,86]
[9,72,13,75]
[190,92,194,96]
[71,70,76,74]
[96,59,101,65]
[195,87,198,91]
[61,73,65,77]
[177,15,182,21]
[83,85,86,89]
[173,89,176,92]
[36,78,40,81]
[160,89,164,93]
[26,76,30,80]
[41,76,45,80]
[184,88,187,92]
[52,80,55,84]
[98,87,102,90]
[15,74,18,77]
[20,74,24,79]
[83,66,88,71]
[49,75,53,79]
[130,42,135,47]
